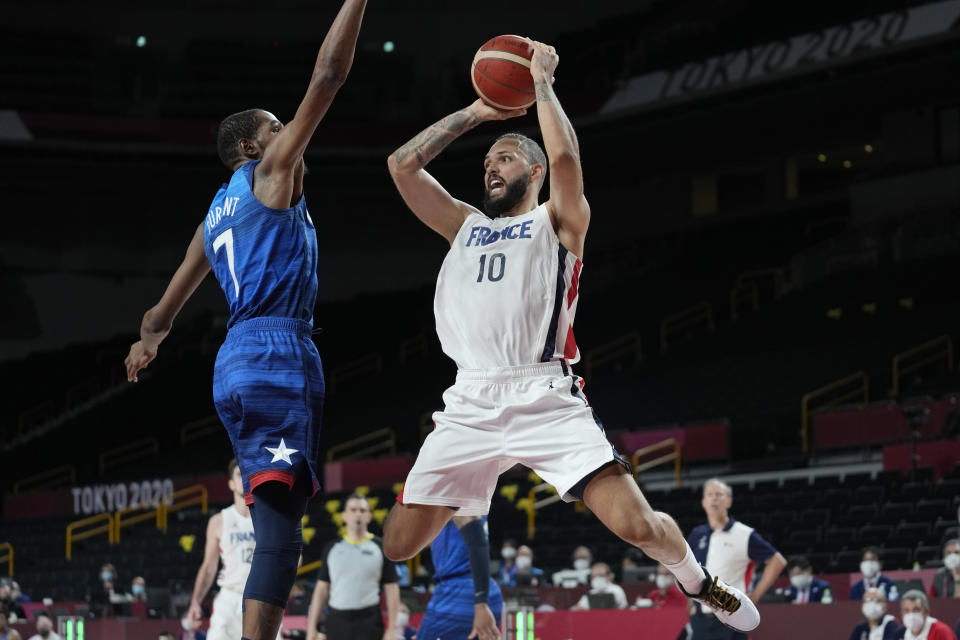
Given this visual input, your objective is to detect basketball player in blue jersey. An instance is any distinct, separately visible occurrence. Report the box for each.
[123,2,367,639]
[383,40,761,635]
[417,516,502,640]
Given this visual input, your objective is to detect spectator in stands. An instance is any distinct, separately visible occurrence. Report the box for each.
[649,564,687,608]
[0,579,26,622]
[849,587,900,640]
[176,615,206,640]
[896,589,956,640]
[930,539,960,598]
[572,562,628,610]
[10,581,27,605]
[514,545,545,587]
[552,545,593,587]
[394,602,416,640]
[87,562,120,618]
[851,547,899,601]
[128,576,147,602]
[687,478,786,640]
[26,612,61,640]
[784,556,831,604]
[0,612,23,640]
[498,538,518,586]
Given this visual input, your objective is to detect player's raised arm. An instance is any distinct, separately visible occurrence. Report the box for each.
[387,100,526,244]
[259,0,367,173]
[529,40,590,257]
[125,223,210,382]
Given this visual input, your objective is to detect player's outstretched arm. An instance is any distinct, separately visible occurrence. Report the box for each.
[259,0,367,173]
[387,100,526,244]
[188,513,223,625]
[453,515,499,640]
[529,40,590,257]
[125,223,210,382]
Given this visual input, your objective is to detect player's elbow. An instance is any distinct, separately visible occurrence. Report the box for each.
[312,65,349,91]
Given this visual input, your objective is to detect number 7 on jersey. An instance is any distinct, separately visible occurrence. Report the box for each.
[213,228,240,297]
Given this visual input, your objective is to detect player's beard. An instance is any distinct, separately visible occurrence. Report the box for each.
[482,176,529,217]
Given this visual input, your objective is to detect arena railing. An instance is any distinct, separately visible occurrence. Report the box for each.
[631,438,682,486]
[114,502,165,542]
[525,484,562,539]
[729,280,759,320]
[0,542,13,576]
[801,370,869,453]
[327,353,383,394]
[165,484,209,525]
[733,267,786,299]
[326,427,396,462]
[13,464,76,494]
[99,437,159,476]
[891,335,954,397]
[660,301,714,352]
[580,333,642,381]
[66,513,114,560]
[180,415,222,447]
[297,559,323,576]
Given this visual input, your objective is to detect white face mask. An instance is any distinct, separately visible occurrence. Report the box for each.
[903,612,925,634]
[181,617,193,632]
[944,552,960,571]
[656,575,674,590]
[396,612,410,628]
[860,560,880,578]
[515,555,532,570]
[790,574,812,590]
[573,559,590,571]
[591,576,608,591]
[861,601,884,620]
[501,547,516,560]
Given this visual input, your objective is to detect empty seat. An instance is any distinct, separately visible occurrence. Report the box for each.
[880,501,915,524]
[785,491,820,510]
[852,485,885,505]
[833,549,862,572]
[882,547,912,570]
[913,545,941,567]
[798,508,831,528]
[889,523,930,548]
[898,481,933,501]
[822,527,858,549]
[915,499,950,520]
[860,525,894,546]
[835,505,878,527]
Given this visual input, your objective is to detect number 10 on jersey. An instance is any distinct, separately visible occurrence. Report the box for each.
[477,253,506,283]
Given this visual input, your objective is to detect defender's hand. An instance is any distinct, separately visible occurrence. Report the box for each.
[468,99,527,123]
[468,602,500,640]
[528,40,559,84]
[187,602,203,626]
[125,340,157,382]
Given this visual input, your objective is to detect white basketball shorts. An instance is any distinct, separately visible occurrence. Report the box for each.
[401,361,628,516]
[208,588,281,640]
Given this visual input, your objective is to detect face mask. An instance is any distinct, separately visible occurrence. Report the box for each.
[790,574,812,590]
[515,555,531,570]
[573,559,590,571]
[591,576,608,591]
[860,561,879,578]
[862,601,884,620]
[132,584,145,596]
[656,575,674,590]
[397,612,410,627]
[903,612,925,634]
[181,617,194,632]
[944,552,960,570]
[39,631,50,639]
[101,572,113,582]
[501,547,516,560]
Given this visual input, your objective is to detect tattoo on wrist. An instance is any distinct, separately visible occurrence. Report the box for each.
[535,80,553,102]
[394,109,481,167]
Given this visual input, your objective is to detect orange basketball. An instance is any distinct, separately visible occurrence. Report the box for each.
[471,35,536,110]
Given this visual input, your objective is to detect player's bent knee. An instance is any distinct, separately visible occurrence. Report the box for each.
[623,511,666,548]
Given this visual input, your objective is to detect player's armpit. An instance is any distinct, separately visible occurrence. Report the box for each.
[387,165,476,244]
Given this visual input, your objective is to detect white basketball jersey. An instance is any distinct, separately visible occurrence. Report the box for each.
[434,204,582,369]
[217,505,255,593]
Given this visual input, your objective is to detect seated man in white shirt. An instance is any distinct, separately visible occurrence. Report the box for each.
[571,562,628,611]
[552,545,593,588]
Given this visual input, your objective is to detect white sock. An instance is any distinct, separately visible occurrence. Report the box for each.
[663,543,707,595]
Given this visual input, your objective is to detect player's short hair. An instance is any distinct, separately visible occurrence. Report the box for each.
[901,589,929,610]
[35,611,52,623]
[495,133,548,179]
[227,458,238,476]
[943,538,960,552]
[861,545,882,561]
[217,108,266,169]
[786,555,811,572]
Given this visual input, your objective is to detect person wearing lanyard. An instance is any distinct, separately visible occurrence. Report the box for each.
[784,556,831,604]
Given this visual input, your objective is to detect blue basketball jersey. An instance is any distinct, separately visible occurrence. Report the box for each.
[202,161,318,328]
[431,517,488,581]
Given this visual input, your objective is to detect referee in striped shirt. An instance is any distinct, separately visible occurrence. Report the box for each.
[307,493,400,640]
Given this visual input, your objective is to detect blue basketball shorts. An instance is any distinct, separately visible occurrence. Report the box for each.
[415,577,503,640]
[212,317,324,503]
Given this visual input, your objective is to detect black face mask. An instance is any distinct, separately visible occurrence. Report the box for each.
[482,176,529,217]
[39,630,51,638]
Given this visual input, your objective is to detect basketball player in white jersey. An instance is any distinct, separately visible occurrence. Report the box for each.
[188,460,282,640]
[383,39,760,634]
